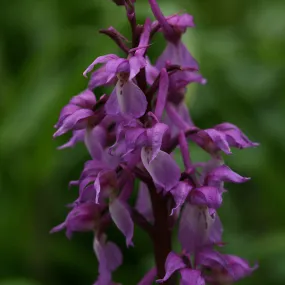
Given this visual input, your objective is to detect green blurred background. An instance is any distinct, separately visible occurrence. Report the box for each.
[0,0,285,284]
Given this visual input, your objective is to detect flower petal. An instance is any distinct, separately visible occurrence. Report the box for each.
[93,235,122,285]
[166,14,195,30]
[141,148,180,191]
[69,89,96,108]
[196,249,228,270]
[105,88,120,116]
[178,204,215,254]
[57,129,85,149]
[85,126,106,160]
[147,123,169,162]
[215,123,259,149]
[135,182,154,224]
[53,109,94,137]
[180,269,205,285]
[154,68,169,120]
[156,41,198,71]
[224,255,258,281]
[135,18,152,56]
[156,252,186,283]
[50,202,98,238]
[109,198,134,246]
[209,212,223,245]
[88,66,116,89]
[138,267,157,285]
[170,182,192,215]
[145,57,159,85]
[205,164,250,187]
[129,55,146,80]
[116,80,147,118]
[191,186,223,209]
[83,54,119,77]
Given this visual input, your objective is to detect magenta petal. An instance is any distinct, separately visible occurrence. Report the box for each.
[209,213,223,245]
[105,88,120,116]
[200,129,232,154]
[215,123,259,149]
[93,236,122,285]
[141,148,180,191]
[156,42,178,69]
[170,182,192,215]
[84,126,106,160]
[167,14,195,30]
[197,249,228,270]
[49,222,66,234]
[50,203,98,238]
[180,269,205,285]
[69,89,96,108]
[83,54,119,77]
[156,252,186,283]
[55,104,80,128]
[154,68,169,120]
[94,170,115,204]
[191,186,223,209]
[178,204,215,254]
[54,109,94,137]
[88,66,116,89]
[102,241,123,271]
[109,198,134,247]
[135,182,154,224]
[94,170,112,204]
[224,255,258,281]
[147,123,169,162]
[146,57,159,85]
[206,165,250,185]
[136,18,152,56]
[138,267,157,285]
[156,41,198,71]
[117,80,147,118]
[58,129,85,149]
[105,58,128,75]
[129,55,146,80]
[125,127,147,153]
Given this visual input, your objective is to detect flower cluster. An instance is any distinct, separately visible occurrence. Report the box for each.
[51,0,258,284]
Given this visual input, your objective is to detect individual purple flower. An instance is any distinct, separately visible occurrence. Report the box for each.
[84,19,152,118]
[190,123,259,156]
[50,202,100,239]
[202,254,258,284]
[54,89,98,138]
[156,251,206,285]
[148,1,206,99]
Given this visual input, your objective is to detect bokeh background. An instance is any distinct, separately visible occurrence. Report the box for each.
[1,0,285,284]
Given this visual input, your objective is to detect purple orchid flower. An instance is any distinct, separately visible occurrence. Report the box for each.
[190,123,259,156]
[83,19,152,118]
[50,202,101,239]
[51,0,258,284]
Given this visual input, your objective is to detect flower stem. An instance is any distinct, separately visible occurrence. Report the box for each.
[148,183,176,284]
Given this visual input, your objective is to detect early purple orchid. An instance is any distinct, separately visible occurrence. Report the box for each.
[51,0,258,284]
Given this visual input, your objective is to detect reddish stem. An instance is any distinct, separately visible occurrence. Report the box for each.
[148,183,176,284]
